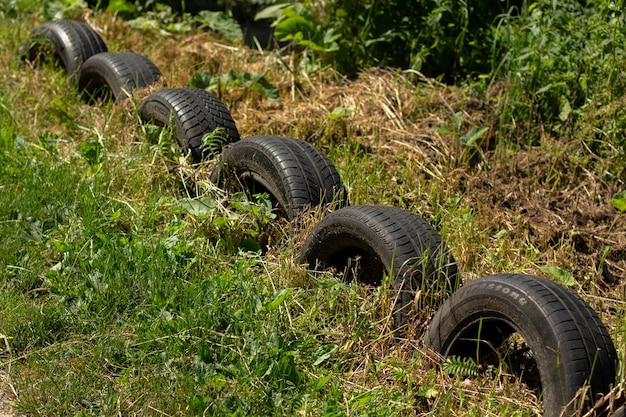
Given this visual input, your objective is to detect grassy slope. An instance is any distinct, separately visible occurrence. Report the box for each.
[1,5,625,417]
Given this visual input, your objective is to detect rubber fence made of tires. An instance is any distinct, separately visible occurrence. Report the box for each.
[18,17,623,417]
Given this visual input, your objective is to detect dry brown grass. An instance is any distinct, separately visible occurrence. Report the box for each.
[6,11,624,415]
[90,6,625,348]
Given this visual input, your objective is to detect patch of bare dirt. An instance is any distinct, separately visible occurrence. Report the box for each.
[460,139,626,289]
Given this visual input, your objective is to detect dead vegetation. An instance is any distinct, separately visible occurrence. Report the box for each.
[88,9,626,322]
[3,11,625,415]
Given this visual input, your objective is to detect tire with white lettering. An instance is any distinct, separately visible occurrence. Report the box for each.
[211,135,346,219]
[425,274,617,417]
[139,88,240,162]
[77,52,162,103]
[299,205,460,328]
[20,19,107,81]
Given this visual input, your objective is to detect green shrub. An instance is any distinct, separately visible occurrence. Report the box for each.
[100,0,276,18]
[489,0,626,149]
[260,0,522,79]
[325,0,522,79]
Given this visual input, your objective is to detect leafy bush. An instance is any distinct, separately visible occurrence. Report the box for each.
[259,0,522,79]
[330,0,524,79]
[190,69,280,102]
[490,0,626,150]
[101,0,275,18]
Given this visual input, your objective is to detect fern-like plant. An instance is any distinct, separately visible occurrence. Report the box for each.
[442,356,479,377]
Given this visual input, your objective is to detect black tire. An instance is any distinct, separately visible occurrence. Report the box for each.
[77,52,162,103]
[20,19,107,81]
[425,273,617,417]
[211,135,346,220]
[139,88,240,162]
[298,205,460,327]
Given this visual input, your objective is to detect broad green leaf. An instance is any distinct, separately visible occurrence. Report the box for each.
[245,75,280,102]
[418,387,439,398]
[212,215,229,227]
[312,344,339,366]
[196,11,243,43]
[451,111,463,131]
[189,71,213,89]
[536,83,553,95]
[559,99,572,122]
[489,253,504,267]
[176,197,216,217]
[50,239,70,252]
[435,124,455,134]
[274,14,315,41]
[128,17,160,30]
[328,106,352,120]
[107,210,121,221]
[255,3,293,21]
[610,190,626,212]
[264,288,294,312]
[231,191,252,211]
[350,390,376,408]
[313,375,331,390]
[322,28,341,51]
[459,126,488,146]
[106,0,135,15]
[240,238,262,252]
[167,20,193,34]
[541,266,575,286]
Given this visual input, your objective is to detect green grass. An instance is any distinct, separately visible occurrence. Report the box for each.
[0,3,625,416]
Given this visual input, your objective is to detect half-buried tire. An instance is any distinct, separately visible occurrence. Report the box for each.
[139,88,240,162]
[299,205,459,328]
[425,273,617,417]
[210,135,346,220]
[20,19,108,82]
[77,52,161,103]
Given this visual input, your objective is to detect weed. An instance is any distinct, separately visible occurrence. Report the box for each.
[1,5,625,417]
[443,356,479,377]
[190,69,280,102]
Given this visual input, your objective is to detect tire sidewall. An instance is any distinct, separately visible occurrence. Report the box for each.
[427,277,569,416]
[139,96,189,151]
[49,27,75,74]
[301,208,399,280]
[221,142,292,217]
[139,88,238,162]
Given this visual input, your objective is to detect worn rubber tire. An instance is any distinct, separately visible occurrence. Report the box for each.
[211,135,346,219]
[20,19,107,81]
[77,52,161,103]
[425,273,617,417]
[299,205,460,328]
[139,88,240,162]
